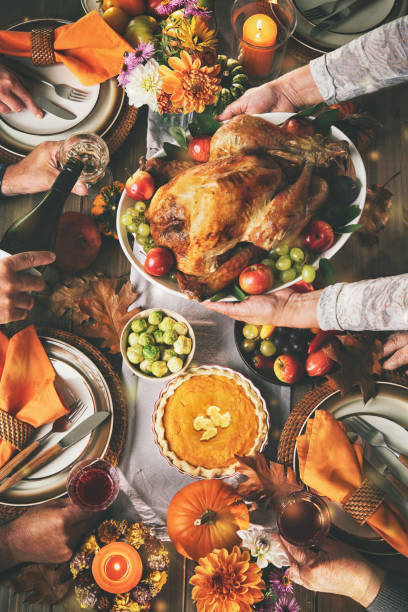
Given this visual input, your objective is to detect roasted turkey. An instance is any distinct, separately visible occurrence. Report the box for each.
[145,115,349,300]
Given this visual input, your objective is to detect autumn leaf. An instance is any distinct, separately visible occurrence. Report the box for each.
[323,333,383,401]
[357,172,399,246]
[49,274,139,354]
[9,563,71,604]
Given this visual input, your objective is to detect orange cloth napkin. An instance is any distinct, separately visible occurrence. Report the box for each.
[0,326,68,468]
[0,11,132,86]
[297,409,408,557]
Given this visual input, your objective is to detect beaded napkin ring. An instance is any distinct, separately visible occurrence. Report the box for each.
[343,477,384,525]
[31,26,56,66]
[0,411,33,451]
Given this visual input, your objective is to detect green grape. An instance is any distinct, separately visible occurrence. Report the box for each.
[260,340,276,357]
[302,265,316,283]
[242,324,259,340]
[290,247,305,263]
[121,213,133,226]
[275,244,289,256]
[241,339,256,353]
[294,262,304,275]
[143,344,160,361]
[137,223,151,237]
[131,318,147,333]
[151,361,169,377]
[167,356,184,373]
[268,248,279,259]
[139,332,154,347]
[275,256,292,271]
[134,200,146,213]
[148,310,163,325]
[127,223,138,234]
[127,332,139,347]
[280,268,297,283]
[261,258,275,271]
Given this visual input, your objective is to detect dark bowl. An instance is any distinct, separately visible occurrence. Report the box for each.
[234,321,310,387]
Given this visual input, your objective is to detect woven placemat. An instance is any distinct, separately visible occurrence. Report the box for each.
[277,371,408,467]
[0,328,128,525]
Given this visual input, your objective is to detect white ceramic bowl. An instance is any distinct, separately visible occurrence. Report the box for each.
[120,308,196,381]
[117,112,367,300]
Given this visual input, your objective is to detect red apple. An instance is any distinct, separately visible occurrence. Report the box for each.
[147,0,164,19]
[54,212,101,274]
[274,354,305,384]
[292,280,314,293]
[305,349,334,377]
[239,264,274,295]
[144,247,174,276]
[283,117,315,137]
[117,0,145,17]
[188,136,212,162]
[304,220,334,253]
[125,170,155,200]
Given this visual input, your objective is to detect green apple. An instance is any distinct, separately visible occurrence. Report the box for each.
[124,15,158,47]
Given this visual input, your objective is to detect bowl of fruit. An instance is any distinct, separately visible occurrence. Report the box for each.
[234,321,336,386]
[121,308,195,381]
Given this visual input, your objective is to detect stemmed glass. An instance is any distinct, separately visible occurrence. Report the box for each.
[58,133,111,196]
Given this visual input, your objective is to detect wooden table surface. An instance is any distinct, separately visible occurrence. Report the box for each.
[0,1,407,611]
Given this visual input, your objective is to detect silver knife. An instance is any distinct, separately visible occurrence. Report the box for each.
[33,93,77,120]
[364,457,408,523]
[0,411,111,494]
[366,448,408,503]
[346,417,408,488]
[310,0,368,37]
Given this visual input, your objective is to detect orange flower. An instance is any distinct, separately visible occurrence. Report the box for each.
[159,50,220,114]
[190,546,265,612]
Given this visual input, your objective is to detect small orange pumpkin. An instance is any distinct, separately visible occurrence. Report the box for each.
[167,479,249,561]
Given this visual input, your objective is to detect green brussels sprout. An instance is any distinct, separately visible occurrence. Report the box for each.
[163,330,178,345]
[167,356,184,373]
[174,336,193,355]
[161,348,176,362]
[127,332,139,347]
[146,324,158,335]
[154,329,165,344]
[139,332,154,347]
[174,321,188,336]
[139,359,153,374]
[131,318,147,333]
[143,345,160,361]
[159,316,176,332]
[151,360,169,378]
[148,310,164,325]
[126,345,143,365]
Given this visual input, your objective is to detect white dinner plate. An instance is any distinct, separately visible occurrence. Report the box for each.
[117,111,367,301]
[0,336,114,506]
[293,382,408,554]
[294,0,408,52]
[81,0,103,14]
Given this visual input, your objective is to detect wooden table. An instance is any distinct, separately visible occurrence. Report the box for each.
[0,1,407,611]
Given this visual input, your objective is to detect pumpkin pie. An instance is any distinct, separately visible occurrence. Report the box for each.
[153,366,269,478]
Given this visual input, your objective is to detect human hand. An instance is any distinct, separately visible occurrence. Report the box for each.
[382,332,408,373]
[204,288,321,328]
[2,141,88,196]
[0,64,43,118]
[0,251,55,323]
[279,536,385,608]
[5,498,97,566]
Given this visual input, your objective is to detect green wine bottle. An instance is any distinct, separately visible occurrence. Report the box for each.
[0,157,84,255]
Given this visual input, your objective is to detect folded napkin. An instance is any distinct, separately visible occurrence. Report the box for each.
[0,11,132,86]
[0,325,68,468]
[297,410,408,557]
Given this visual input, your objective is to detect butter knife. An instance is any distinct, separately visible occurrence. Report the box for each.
[366,448,408,503]
[310,0,368,37]
[33,93,77,120]
[364,458,408,522]
[0,411,110,494]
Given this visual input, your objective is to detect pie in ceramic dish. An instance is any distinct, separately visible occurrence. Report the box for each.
[153,365,269,478]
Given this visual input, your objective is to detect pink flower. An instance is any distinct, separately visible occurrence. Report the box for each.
[117,43,156,87]
[269,569,293,595]
[133,41,155,63]
[156,0,185,18]
[184,0,211,20]
[274,594,301,612]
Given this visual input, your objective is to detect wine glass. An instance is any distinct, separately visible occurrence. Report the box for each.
[67,458,119,511]
[58,133,110,196]
[277,490,331,547]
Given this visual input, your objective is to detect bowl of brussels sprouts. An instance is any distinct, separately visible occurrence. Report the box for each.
[120,308,196,381]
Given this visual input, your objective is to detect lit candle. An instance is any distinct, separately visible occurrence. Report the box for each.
[92,542,143,594]
[241,13,278,79]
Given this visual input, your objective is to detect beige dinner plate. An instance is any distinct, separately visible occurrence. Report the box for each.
[0,18,124,158]
[81,0,103,14]
[0,336,114,506]
[293,382,408,555]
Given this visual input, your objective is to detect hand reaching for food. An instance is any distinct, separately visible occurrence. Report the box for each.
[0,63,43,118]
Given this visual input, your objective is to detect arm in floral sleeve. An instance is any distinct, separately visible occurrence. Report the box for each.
[317,274,408,331]
[310,17,408,104]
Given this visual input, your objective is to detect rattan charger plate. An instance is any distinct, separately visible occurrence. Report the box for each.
[0,328,127,525]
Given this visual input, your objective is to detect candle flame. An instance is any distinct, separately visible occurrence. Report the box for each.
[257,19,263,30]
[114,563,121,571]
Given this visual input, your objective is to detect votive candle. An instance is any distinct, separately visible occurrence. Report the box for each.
[241,13,278,78]
[92,542,143,594]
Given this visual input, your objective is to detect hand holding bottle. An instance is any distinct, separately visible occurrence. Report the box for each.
[1,141,88,197]
[0,251,55,323]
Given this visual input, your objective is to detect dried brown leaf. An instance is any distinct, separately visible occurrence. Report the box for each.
[49,274,139,353]
[323,333,383,401]
[9,563,71,605]
[357,182,394,246]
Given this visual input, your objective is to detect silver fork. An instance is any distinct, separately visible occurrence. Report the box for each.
[303,0,343,21]
[0,399,87,482]
[347,416,404,457]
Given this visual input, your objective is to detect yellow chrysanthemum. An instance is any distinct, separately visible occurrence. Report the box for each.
[82,534,100,555]
[159,50,220,114]
[176,16,218,54]
[148,570,168,596]
[190,546,265,612]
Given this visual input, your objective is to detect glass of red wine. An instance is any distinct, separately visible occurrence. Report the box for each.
[67,458,119,511]
[277,490,331,547]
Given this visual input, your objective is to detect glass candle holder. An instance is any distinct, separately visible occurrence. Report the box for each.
[277,490,331,547]
[67,458,119,511]
[231,0,297,84]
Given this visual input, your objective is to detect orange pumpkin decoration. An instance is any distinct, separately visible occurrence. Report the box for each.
[167,480,249,561]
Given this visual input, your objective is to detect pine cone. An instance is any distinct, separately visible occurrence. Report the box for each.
[98,520,123,544]
[70,550,92,578]
[75,585,99,609]
[75,570,94,588]
[125,523,149,549]
[131,584,152,606]
[94,593,112,611]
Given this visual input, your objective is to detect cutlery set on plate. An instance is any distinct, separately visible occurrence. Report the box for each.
[304,0,369,37]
